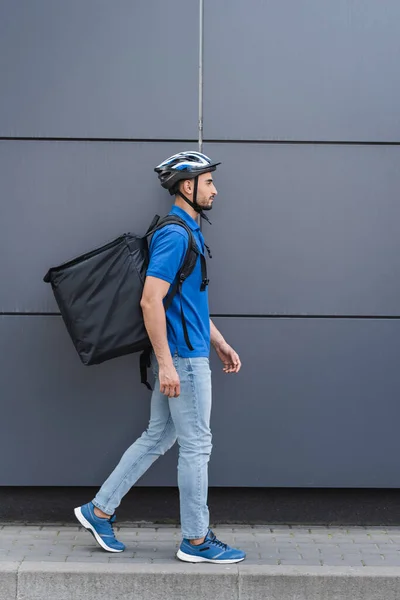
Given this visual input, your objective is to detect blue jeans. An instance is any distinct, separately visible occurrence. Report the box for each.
[92,353,212,539]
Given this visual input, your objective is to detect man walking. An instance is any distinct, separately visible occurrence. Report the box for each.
[74,151,246,563]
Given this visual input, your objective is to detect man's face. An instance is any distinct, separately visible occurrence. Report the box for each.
[182,172,218,210]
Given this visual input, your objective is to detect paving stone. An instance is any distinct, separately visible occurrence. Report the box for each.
[280,552,304,560]
[150,558,179,563]
[341,553,367,561]
[65,555,110,563]
[0,556,16,562]
[381,557,400,566]
[107,556,136,562]
[296,542,324,550]
[68,550,94,557]
[334,543,360,551]
[40,556,68,562]
[361,558,386,566]
[359,548,384,555]
[3,523,400,569]
[23,554,51,561]
[256,542,279,549]
[279,559,317,565]
[108,557,137,563]
[320,558,348,566]
[378,550,400,557]
[48,546,75,555]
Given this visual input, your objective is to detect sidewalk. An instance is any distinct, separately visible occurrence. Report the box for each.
[1,523,400,599]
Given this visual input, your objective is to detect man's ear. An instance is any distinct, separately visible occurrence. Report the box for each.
[182,179,193,196]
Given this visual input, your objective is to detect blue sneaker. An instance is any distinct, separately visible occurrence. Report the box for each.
[177,529,246,564]
[74,502,125,553]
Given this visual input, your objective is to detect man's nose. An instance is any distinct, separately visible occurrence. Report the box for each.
[212,185,218,196]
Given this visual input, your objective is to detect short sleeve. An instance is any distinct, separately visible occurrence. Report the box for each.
[146,226,188,284]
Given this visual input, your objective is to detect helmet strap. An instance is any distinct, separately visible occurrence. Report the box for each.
[177,176,212,224]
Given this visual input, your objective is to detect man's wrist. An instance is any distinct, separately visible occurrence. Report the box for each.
[210,319,226,351]
[211,337,226,351]
[153,349,174,370]
[158,357,174,369]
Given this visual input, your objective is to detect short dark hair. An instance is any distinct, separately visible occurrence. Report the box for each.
[170,182,180,196]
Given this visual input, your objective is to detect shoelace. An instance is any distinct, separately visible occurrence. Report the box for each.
[108,514,117,536]
[208,532,228,551]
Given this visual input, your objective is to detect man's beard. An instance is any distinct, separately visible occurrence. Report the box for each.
[199,198,214,211]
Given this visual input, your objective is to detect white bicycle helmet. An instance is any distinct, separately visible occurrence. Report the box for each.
[154,151,220,219]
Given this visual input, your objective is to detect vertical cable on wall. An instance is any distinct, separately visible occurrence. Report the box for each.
[198,0,204,152]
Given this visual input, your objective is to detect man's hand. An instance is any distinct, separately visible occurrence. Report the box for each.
[215,342,242,374]
[159,364,181,398]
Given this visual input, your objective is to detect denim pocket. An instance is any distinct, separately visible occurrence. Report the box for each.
[182,357,211,376]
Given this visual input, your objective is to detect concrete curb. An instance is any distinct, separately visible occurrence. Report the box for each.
[0,563,18,600]
[1,562,400,600]
[239,565,400,600]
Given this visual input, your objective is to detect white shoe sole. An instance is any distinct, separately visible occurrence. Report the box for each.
[176,549,245,564]
[74,506,124,553]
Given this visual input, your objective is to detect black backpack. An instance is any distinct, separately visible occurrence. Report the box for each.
[43,214,209,389]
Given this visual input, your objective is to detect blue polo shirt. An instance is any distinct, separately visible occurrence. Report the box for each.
[146,206,210,358]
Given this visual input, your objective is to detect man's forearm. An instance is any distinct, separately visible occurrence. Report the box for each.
[142,300,173,368]
[210,318,226,350]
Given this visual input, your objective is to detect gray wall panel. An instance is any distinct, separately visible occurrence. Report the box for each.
[204,0,400,141]
[1,316,400,487]
[0,1,198,139]
[204,143,400,316]
[0,316,177,486]
[210,318,400,487]
[3,140,399,316]
[0,140,196,313]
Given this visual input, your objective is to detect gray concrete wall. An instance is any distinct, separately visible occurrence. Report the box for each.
[1,0,400,487]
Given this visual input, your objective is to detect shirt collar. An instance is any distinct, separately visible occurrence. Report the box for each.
[170,205,200,232]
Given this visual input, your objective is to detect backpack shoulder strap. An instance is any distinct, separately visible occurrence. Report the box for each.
[146,215,199,281]
[144,214,161,235]
[143,214,192,242]
[144,215,209,352]
[155,215,199,295]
